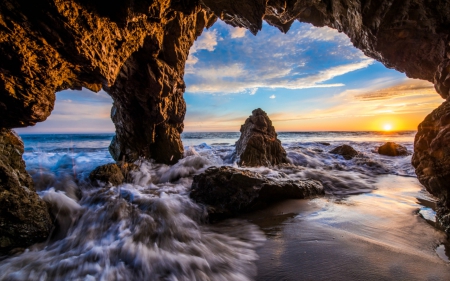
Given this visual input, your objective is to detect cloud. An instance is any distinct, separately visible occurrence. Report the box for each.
[186,29,218,66]
[187,59,372,94]
[270,95,276,99]
[230,27,246,38]
[353,79,435,101]
[185,21,373,95]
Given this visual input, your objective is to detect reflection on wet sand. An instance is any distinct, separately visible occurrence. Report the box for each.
[241,175,450,280]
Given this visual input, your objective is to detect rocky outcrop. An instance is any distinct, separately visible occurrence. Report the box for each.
[235,108,289,167]
[0,129,53,254]
[378,142,408,156]
[0,0,215,164]
[190,166,324,221]
[89,162,138,186]
[330,145,358,160]
[412,101,450,209]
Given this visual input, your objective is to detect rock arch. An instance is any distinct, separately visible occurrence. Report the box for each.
[1,0,450,250]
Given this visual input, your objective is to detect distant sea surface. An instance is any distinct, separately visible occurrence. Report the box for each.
[3,130,449,280]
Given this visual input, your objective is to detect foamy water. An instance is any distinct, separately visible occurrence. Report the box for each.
[1,131,448,280]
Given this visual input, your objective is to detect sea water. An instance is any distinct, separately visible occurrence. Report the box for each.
[0,131,448,280]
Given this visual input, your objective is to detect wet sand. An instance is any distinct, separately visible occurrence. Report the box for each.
[240,175,450,280]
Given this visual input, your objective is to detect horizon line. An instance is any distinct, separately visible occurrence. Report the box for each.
[16,129,417,135]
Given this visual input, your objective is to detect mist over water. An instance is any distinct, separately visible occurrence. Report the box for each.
[1,131,448,280]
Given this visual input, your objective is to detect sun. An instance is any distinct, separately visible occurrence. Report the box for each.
[383,124,393,131]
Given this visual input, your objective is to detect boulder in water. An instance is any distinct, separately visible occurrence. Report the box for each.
[190,166,324,221]
[235,108,289,167]
[0,129,53,254]
[89,162,139,186]
[329,145,358,160]
[378,142,408,156]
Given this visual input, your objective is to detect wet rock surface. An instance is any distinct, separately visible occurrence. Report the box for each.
[378,142,408,156]
[0,129,52,254]
[89,164,124,186]
[235,108,289,167]
[190,166,324,221]
[89,162,139,186]
[413,101,450,210]
[330,145,359,160]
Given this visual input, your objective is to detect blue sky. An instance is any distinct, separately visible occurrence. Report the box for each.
[16,20,443,134]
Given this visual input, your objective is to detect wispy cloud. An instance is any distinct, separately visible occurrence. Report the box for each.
[270,94,276,99]
[353,79,435,101]
[187,59,372,94]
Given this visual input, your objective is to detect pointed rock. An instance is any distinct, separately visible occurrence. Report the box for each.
[235,108,289,167]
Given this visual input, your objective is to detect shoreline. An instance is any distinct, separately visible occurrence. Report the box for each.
[239,175,450,280]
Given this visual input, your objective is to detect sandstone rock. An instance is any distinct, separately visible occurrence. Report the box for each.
[0,129,53,254]
[89,162,139,186]
[378,142,408,156]
[235,108,289,167]
[190,166,324,221]
[330,145,358,160]
[412,101,450,208]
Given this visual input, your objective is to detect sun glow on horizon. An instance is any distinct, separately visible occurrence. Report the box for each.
[383,124,393,131]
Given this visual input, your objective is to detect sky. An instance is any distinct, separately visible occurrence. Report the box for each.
[16,20,444,134]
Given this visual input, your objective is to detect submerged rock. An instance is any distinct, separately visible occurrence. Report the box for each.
[190,166,324,221]
[235,108,289,167]
[329,145,358,160]
[0,129,53,254]
[378,142,408,156]
[89,162,139,186]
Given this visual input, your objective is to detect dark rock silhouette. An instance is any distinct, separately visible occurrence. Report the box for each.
[235,108,288,167]
[330,145,358,160]
[413,101,450,233]
[0,129,53,254]
[190,166,324,221]
[378,142,408,156]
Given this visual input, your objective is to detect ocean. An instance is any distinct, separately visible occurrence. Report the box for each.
[1,131,449,280]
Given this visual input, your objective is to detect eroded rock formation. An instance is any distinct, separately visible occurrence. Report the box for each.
[235,108,289,167]
[412,101,450,207]
[190,166,324,221]
[0,129,52,254]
